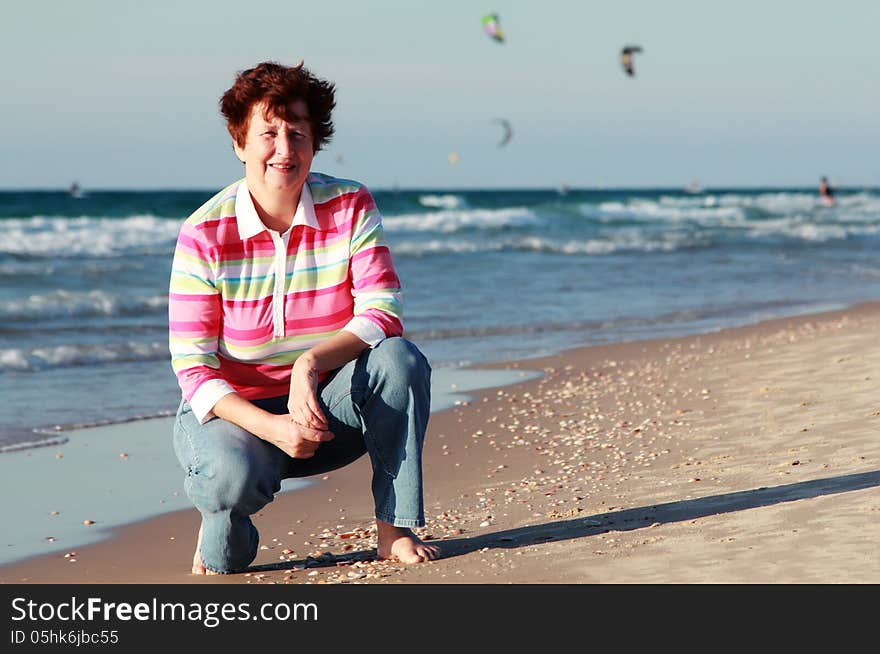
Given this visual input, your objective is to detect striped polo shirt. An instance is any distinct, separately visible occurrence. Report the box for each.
[168,173,403,423]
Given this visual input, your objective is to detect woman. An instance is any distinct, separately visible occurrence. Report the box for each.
[168,60,438,574]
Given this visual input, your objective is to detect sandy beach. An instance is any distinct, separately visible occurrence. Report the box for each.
[2,303,879,584]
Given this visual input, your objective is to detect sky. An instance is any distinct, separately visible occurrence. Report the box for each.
[2,0,879,190]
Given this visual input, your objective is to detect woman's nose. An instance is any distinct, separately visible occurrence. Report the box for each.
[275,135,292,156]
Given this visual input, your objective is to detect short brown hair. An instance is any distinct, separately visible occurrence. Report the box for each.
[220,61,336,152]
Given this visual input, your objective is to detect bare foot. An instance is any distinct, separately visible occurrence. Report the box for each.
[376,520,441,563]
[191,525,219,575]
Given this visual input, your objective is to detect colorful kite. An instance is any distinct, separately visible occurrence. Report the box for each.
[620,45,643,77]
[482,13,505,43]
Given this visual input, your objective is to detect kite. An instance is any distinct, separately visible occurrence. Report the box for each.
[492,118,513,148]
[620,45,643,77]
[448,151,460,165]
[482,13,505,43]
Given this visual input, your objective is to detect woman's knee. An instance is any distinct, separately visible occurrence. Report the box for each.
[368,337,431,389]
[187,441,278,516]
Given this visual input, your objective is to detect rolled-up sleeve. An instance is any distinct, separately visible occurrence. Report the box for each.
[343,188,404,346]
[168,221,234,422]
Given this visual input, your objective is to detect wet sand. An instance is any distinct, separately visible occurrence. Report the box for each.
[3,303,879,584]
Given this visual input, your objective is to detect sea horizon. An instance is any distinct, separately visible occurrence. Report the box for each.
[2,183,877,193]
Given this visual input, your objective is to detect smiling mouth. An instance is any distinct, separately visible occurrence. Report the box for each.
[269,163,295,171]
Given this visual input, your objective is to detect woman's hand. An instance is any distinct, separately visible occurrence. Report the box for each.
[264,413,334,459]
[211,392,333,459]
[287,353,329,431]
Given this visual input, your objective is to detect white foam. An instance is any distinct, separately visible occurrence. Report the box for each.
[393,239,496,255]
[711,190,880,215]
[383,207,539,233]
[586,192,880,240]
[516,231,699,254]
[0,340,168,372]
[592,200,747,224]
[0,214,180,258]
[393,230,701,256]
[0,348,30,371]
[0,290,167,320]
[744,215,880,241]
[0,435,69,453]
[418,194,468,209]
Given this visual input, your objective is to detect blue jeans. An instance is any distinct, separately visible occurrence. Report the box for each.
[172,337,431,574]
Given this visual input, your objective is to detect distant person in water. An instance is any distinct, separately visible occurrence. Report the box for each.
[168,60,438,575]
[819,176,835,207]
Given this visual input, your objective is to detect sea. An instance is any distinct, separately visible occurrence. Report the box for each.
[3,184,880,453]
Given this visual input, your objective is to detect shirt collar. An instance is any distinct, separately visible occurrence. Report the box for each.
[234,179,320,240]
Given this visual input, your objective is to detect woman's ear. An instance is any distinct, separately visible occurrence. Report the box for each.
[232,141,245,164]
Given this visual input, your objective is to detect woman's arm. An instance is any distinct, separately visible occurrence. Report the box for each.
[168,220,236,423]
[345,186,404,338]
[214,392,335,459]
[287,330,370,430]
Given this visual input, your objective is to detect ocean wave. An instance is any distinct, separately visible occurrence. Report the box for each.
[0,435,69,453]
[383,207,539,233]
[393,231,706,257]
[717,192,827,213]
[744,216,880,242]
[591,200,750,226]
[33,410,177,435]
[0,290,167,321]
[418,194,469,209]
[711,191,880,218]
[0,409,178,454]
[591,191,880,222]
[0,340,168,372]
[848,264,880,279]
[655,192,823,213]
[0,214,180,258]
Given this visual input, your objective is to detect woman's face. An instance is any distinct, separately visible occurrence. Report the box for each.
[234,100,314,200]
